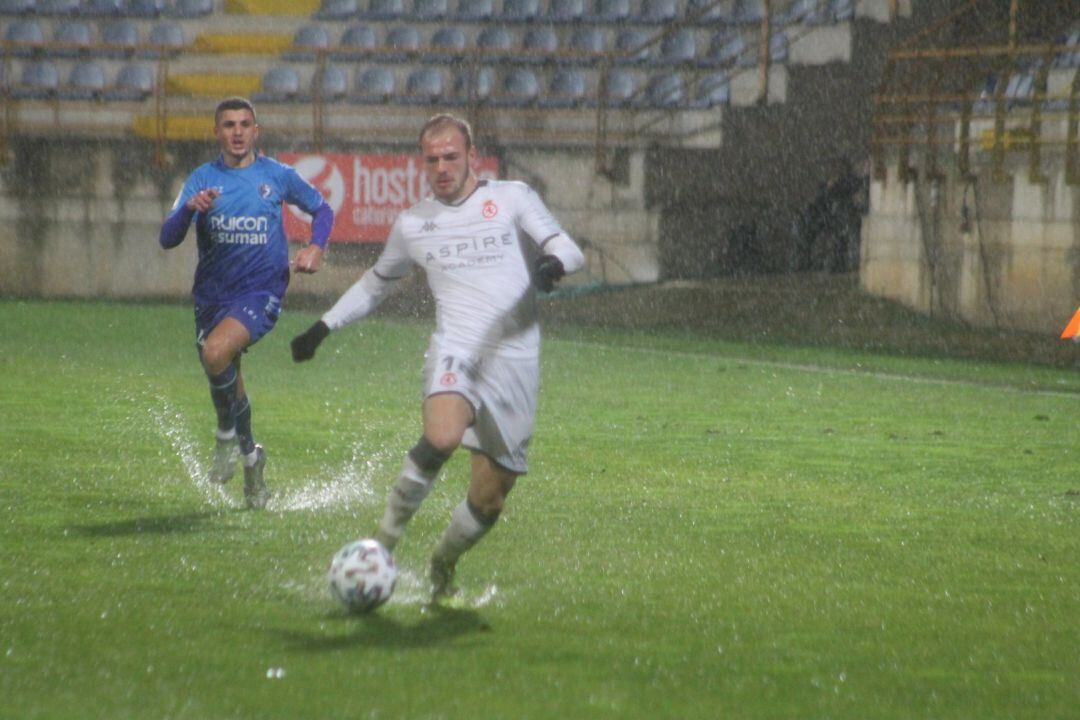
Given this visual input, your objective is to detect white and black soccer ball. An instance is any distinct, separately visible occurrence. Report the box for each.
[327,539,397,613]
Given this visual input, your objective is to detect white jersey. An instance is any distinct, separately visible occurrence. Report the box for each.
[323,179,583,359]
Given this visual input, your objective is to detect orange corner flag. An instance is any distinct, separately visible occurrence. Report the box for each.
[1061,307,1080,340]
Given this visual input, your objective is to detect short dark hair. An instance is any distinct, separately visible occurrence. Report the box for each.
[215,97,257,125]
[419,113,473,150]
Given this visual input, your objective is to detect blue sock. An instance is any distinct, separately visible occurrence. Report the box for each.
[235,395,255,455]
[207,364,238,435]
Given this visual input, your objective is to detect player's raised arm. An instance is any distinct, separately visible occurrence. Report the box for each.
[286,165,335,274]
[160,182,218,249]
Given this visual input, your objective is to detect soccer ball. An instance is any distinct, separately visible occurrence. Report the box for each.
[327,539,397,613]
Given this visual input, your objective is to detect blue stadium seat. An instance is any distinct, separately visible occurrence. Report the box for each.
[1053,30,1080,68]
[52,20,94,58]
[658,28,696,65]
[563,26,604,64]
[689,69,728,107]
[285,24,331,60]
[454,0,492,21]
[126,0,164,17]
[363,0,404,20]
[168,0,212,17]
[424,26,465,61]
[402,66,446,104]
[36,0,79,14]
[586,0,629,23]
[0,0,36,14]
[614,28,654,65]
[685,0,725,24]
[315,0,359,19]
[599,67,636,107]
[4,19,45,57]
[100,19,139,57]
[333,23,376,58]
[829,0,853,22]
[476,25,514,59]
[701,30,750,67]
[546,0,583,23]
[104,61,153,100]
[539,67,587,107]
[140,22,186,58]
[59,60,107,99]
[500,0,539,23]
[452,66,494,104]
[411,0,447,20]
[777,0,829,26]
[769,31,788,62]
[83,0,126,16]
[350,66,396,103]
[306,63,348,101]
[642,72,683,108]
[11,60,59,99]
[519,26,558,63]
[1002,69,1034,105]
[491,67,539,106]
[731,0,763,24]
[378,25,420,60]
[252,66,301,102]
[635,0,676,25]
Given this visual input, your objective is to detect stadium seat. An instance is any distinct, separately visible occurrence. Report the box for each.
[315,0,360,19]
[100,19,139,57]
[565,26,605,64]
[500,0,539,23]
[59,60,107,99]
[11,60,59,99]
[363,0,405,20]
[731,0,763,24]
[252,65,301,102]
[140,22,186,58]
[52,20,94,58]
[103,61,153,99]
[378,25,420,61]
[769,32,789,62]
[546,0,584,23]
[411,0,447,20]
[614,28,654,65]
[519,26,558,63]
[333,23,377,59]
[424,25,466,61]
[689,69,728,107]
[635,0,676,25]
[306,63,348,101]
[1002,70,1034,105]
[1052,30,1080,68]
[539,67,587,107]
[454,0,492,21]
[285,24,331,60]
[829,0,853,22]
[701,30,751,68]
[82,0,126,16]
[168,0,212,17]
[685,0,726,24]
[586,0,629,23]
[0,0,36,14]
[4,19,45,57]
[350,65,395,103]
[777,0,830,26]
[599,67,636,107]
[642,72,684,108]
[452,65,494,104]
[36,0,79,15]
[402,66,446,104]
[658,28,696,65]
[491,67,539,106]
[126,0,164,17]
[476,25,514,59]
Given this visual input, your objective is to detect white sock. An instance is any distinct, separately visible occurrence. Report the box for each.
[432,500,494,566]
[374,456,436,551]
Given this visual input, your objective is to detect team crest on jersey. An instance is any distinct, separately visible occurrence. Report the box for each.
[482,200,498,219]
[259,184,272,199]
[440,372,457,387]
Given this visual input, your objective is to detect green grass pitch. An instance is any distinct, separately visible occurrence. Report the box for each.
[1,298,1077,719]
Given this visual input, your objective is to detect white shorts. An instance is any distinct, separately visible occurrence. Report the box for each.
[422,340,539,474]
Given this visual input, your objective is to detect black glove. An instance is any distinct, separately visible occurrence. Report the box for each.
[534,255,565,293]
[291,320,330,362]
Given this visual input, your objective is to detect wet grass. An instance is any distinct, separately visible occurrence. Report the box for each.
[1,296,1077,719]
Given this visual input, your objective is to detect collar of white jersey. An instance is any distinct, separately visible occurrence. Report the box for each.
[435,179,488,207]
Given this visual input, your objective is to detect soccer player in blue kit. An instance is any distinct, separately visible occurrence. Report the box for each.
[160,97,333,508]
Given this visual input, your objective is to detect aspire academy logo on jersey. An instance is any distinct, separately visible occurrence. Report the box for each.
[482,200,498,219]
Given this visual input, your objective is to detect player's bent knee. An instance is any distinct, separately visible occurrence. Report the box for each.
[408,436,453,474]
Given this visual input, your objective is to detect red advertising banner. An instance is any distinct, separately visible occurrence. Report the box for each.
[279,153,500,243]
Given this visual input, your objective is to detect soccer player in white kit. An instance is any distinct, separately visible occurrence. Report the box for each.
[291,114,584,600]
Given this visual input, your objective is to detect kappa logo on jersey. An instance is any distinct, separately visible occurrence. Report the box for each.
[440,372,457,387]
[259,183,272,199]
[422,221,437,232]
[482,200,498,219]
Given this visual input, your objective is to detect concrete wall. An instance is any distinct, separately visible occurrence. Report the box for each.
[0,138,660,301]
[861,142,1080,335]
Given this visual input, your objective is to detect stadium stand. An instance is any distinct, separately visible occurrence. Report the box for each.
[103,61,153,99]
[424,25,466,61]
[4,18,45,56]
[490,66,540,106]
[169,0,213,18]
[59,59,107,99]
[643,70,684,107]
[546,0,584,24]
[402,65,446,104]
[540,67,587,107]
[51,19,95,58]
[313,0,358,20]
[10,59,59,99]
[453,0,493,22]
[363,0,405,21]
[520,26,558,63]
[252,64,300,102]
[634,0,677,25]
[334,22,377,57]
[499,0,540,24]
[412,0,449,21]
[379,24,421,60]
[99,19,140,58]
[284,23,330,60]
[585,0,630,24]
[350,65,395,102]
[138,21,186,58]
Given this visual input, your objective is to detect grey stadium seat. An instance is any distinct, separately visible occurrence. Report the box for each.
[252,66,301,102]
[519,26,558,63]
[565,26,604,64]
[614,28,654,65]
[412,0,447,20]
[539,68,587,108]
[686,0,725,24]
[126,0,165,17]
[586,0,629,23]
[4,19,45,57]
[402,67,446,105]
[500,0,540,23]
[600,67,637,107]
[701,30,750,68]
[452,66,494,104]
[454,0,493,21]
[100,20,140,58]
[304,64,349,101]
[104,62,154,100]
[491,67,539,107]
[350,66,396,103]
[643,72,683,108]
[476,25,514,58]
[378,25,420,61]
[363,0,405,20]
[546,0,584,23]
[11,60,60,99]
[59,60,107,100]
[52,20,95,58]
[83,0,126,16]
[36,0,79,15]
[777,0,830,26]
[333,23,377,59]
[285,24,331,61]
[314,0,360,20]
[140,22,186,58]
[0,0,36,14]
[830,0,853,22]
[690,69,729,107]
[424,26,466,61]
[169,0,213,17]
[635,0,677,24]
[659,28,696,65]
[731,0,763,24]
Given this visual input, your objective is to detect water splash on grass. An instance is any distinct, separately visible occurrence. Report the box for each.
[145,394,234,509]
[272,442,388,512]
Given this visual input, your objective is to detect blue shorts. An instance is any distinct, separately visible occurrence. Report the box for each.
[194,293,282,350]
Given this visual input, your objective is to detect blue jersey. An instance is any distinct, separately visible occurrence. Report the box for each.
[164,154,325,303]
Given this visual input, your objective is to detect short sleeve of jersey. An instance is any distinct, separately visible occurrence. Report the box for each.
[281,164,326,216]
[512,183,563,246]
[167,167,208,218]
